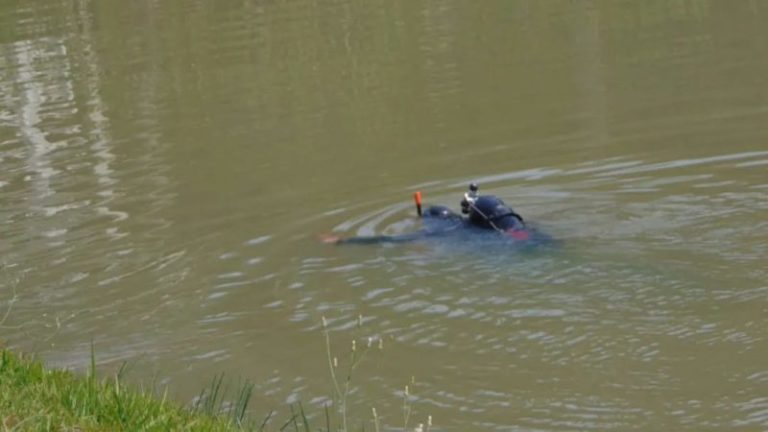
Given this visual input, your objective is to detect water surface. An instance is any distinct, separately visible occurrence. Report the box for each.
[1,1,767,430]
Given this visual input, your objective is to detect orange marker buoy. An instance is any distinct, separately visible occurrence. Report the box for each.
[413,191,423,217]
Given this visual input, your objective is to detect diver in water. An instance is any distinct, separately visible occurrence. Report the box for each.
[321,183,552,246]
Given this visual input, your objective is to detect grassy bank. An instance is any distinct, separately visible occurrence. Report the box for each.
[0,349,249,431]
[0,317,430,431]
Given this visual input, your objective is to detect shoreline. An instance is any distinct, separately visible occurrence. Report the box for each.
[0,348,250,431]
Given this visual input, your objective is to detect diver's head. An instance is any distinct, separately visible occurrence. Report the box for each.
[468,196,524,230]
[422,205,462,232]
[424,205,457,219]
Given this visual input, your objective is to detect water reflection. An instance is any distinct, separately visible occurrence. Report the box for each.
[0,0,184,362]
[73,0,125,238]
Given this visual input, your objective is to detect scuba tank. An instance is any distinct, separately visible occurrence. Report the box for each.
[460,183,525,231]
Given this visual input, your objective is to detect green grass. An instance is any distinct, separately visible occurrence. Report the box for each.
[0,316,433,432]
[0,349,250,431]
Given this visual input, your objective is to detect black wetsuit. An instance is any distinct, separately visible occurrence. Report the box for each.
[335,197,553,247]
[336,212,464,244]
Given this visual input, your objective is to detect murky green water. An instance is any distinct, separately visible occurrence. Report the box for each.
[2,1,768,430]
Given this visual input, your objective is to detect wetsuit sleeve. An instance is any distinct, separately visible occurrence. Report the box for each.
[336,232,425,245]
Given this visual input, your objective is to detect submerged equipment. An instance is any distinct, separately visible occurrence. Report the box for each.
[412,183,525,233]
[460,183,525,233]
